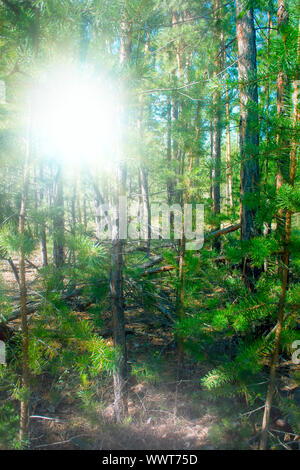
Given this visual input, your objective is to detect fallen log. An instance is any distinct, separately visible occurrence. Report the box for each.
[1,301,42,323]
[0,287,87,325]
[143,265,175,276]
[139,255,163,270]
[205,223,241,241]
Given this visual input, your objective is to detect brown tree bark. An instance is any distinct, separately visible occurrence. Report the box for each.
[38,165,48,267]
[276,0,290,241]
[224,44,233,209]
[211,0,222,251]
[137,97,150,255]
[236,0,260,288]
[18,5,40,444]
[52,165,64,271]
[110,13,131,423]
[260,22,299,451]
[166,95,173,206]
[19,106,31,446]
[263,9,272,273]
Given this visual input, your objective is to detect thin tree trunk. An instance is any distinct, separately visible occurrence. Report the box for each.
[38,165,48,267]
[111,162,128,422]
[110,14,130,422]
[176,217,185,375]
[18,6,40,443]
[83,195,87,231]
[19,106,31,446]
[211,0,223,251]
[167,96,173,206]
[260,23,299,451]
[138,97,150,255]
[263,9,272,273]
[71,178,77,233]
[176,153,194,376]
[224,45,233,209]
[276,0,290,240]
[53,165,64,270]
[211,1,222,212]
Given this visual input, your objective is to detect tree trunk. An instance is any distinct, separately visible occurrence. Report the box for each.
[224,44,233,209]
[236,0,260,288]
[167,95,173,206]
[71,178,77,233]
[19,107,31,446]
[276,0,290,240]
[38,165,48,267]
[138,97,150,255]
[52,165,64,270]
[111,162,128,422]
[263,9,272,273]
[211,1,222,250]
[260,22,299,451]
[110,14,130,422]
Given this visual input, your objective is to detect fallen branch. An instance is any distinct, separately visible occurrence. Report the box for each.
[140,255,163,270]
[205,223,241,241]
[143,265,174,276]
[30,415,64,423]
[25,258,39,270]
[0,287,87,326]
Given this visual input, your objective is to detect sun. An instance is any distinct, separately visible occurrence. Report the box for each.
[32,67,121,169]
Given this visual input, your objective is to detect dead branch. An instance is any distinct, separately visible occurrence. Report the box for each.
[140,255,163,270]
[205,223,241,240]
[143,265,175,276]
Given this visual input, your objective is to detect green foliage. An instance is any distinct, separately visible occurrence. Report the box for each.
[0,367,20,449]
[0,222,37,256]
[277,185,300,214]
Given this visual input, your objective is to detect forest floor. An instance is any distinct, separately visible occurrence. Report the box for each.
[27,321,232,451]
[1,256,255,450]
[28,346,220,450]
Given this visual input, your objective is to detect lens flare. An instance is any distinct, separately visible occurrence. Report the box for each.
[32,67,121,169]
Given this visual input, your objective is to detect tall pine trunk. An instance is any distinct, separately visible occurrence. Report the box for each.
[236,0,260,288]
[211,0,222,250]
[224,44,233,209]
[276,0,289,242]
[53,165,64,270]
[38,165,48,267]
[110,14,131,422]
[19,106,31,446]
[138,97,150,255]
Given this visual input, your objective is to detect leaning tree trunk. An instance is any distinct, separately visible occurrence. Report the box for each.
[260,21,299,451]
[236,0,260,289]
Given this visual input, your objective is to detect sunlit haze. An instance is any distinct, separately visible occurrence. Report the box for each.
[32,68,121,168]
